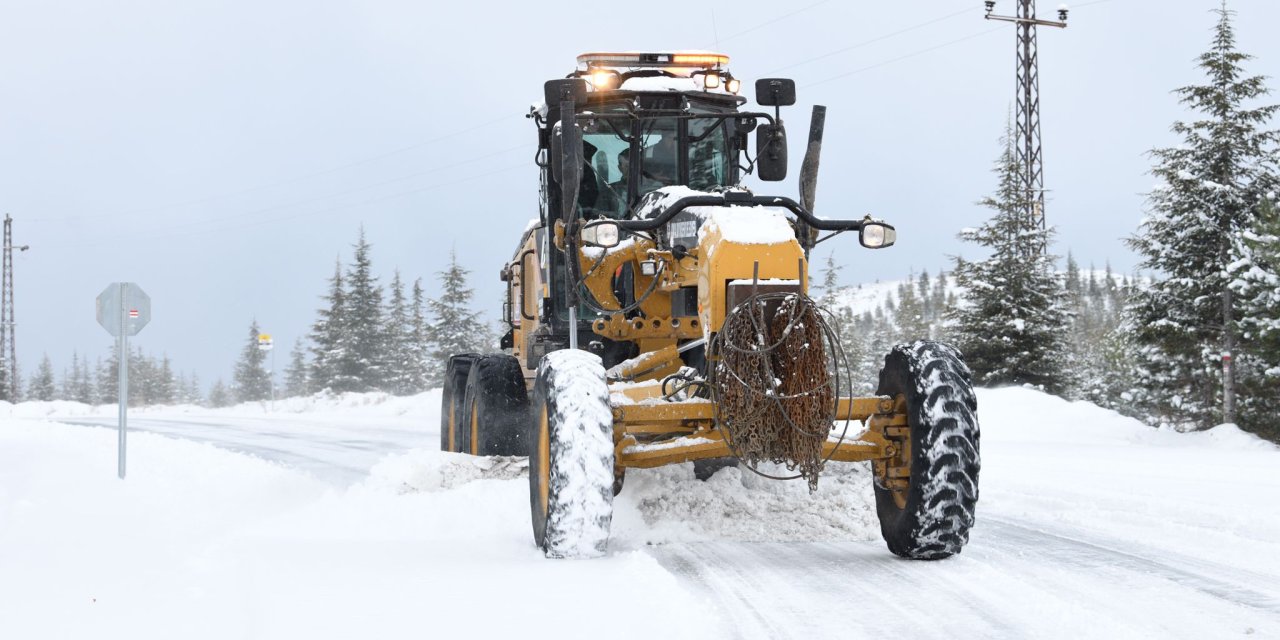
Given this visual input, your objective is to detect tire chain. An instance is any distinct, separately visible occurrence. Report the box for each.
[714,294,836,492]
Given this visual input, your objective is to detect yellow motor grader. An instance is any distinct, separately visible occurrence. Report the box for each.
[441,52,979,560]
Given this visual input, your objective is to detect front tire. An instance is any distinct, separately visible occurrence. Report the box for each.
[528,350,615,559]
[874,340,980,560]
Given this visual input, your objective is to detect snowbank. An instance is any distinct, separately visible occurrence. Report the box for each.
[0,418,720,640]
[13,389,439,421]
[978,386,1280,577]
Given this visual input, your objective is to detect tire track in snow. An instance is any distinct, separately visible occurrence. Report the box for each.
[649,525,1280,638]
[982,518,1280,614]
[650,541,1000,639]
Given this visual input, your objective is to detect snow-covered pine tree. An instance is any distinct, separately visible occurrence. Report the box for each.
[893,274,930,342]
[309,259,347,393]
[27,354,56,401]
[208,378,231,408]
[381,269,414,395]
[155,355,176,405]
[426,249,493,386]
[9,364,22,403]
[95,355,112,404]
[76,354,93,403]
[856,307,896,395]
[232,319,272,403]
[1125,3,1277,432]
[0,353,10,402]
[62,351,82,402]
[929,270,956,343]
[1232,193,1280,440]
[817,253,844,303]
[132,348,155,406]
[814,253,868,387]
[406,278,430,393]
[186,373,203,405]
[950,123,1073,396]
[917,271,934,326]
[337,228,387,392]
[283,338,310,398]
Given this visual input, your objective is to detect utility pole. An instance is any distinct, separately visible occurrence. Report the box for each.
[1,214,30,400]
[984,1,1068,257]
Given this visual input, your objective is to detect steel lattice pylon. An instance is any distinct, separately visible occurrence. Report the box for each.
[1015,1,1045,250]
[1,215,15,399]
[986,0,1068,257]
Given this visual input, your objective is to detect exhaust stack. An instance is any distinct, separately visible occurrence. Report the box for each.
[798,105,826,250]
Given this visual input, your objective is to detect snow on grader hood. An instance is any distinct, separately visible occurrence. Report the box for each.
[440,52,980,562]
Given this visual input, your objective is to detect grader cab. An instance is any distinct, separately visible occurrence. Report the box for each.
[441,52,980,560]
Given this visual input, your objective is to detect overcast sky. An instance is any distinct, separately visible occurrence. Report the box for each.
[1,0,1277,386]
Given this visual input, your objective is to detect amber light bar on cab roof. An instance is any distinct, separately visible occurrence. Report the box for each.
[576,52,730,69]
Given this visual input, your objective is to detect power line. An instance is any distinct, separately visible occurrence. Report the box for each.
[38,141,532,225]
[44,161,531,250]
[704,0,833,48]
[803,27,1004,88]
[31,112,524,224]
[764,6,978,77]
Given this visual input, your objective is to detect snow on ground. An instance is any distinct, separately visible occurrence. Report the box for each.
[0,416,718,639]
[3,387,1278,638]
[979,387,1280,578]
[9,392,438,486]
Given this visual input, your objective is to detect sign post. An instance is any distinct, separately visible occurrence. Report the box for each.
[96,283,150,479]
[258,333,274,411]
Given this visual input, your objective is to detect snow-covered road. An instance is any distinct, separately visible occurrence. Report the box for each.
[56,414,423,485]
[2,388,1277,639]
[652,520,1280,639]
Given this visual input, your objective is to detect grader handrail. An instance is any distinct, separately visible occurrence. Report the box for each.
[611,193,871,232]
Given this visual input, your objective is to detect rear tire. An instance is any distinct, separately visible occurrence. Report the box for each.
[528,350,615,559]
[874,340,980,560]
[440,354,478,453]
[462,355,530,456]
[693,457,738,481]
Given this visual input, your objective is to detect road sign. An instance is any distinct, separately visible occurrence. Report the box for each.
[95,282,150,480]
[258,333,273,351]
[96,283,150,337]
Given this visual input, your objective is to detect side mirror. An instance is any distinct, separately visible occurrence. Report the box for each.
[581,221,621,249]
[859,221,897,249]
[544,79,587,108]
[545,78,588,198]
[756,123,788,182]
[755,78,797,107]
[557,111,583,222]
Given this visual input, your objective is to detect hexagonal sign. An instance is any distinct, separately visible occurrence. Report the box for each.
[96,283,151,337]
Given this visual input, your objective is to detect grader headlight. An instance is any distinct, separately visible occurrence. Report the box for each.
[581,221,621,248]
[588,69,619,91]
[859,220,897,249]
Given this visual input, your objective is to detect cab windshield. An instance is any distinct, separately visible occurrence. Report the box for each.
[577,106,733,219]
